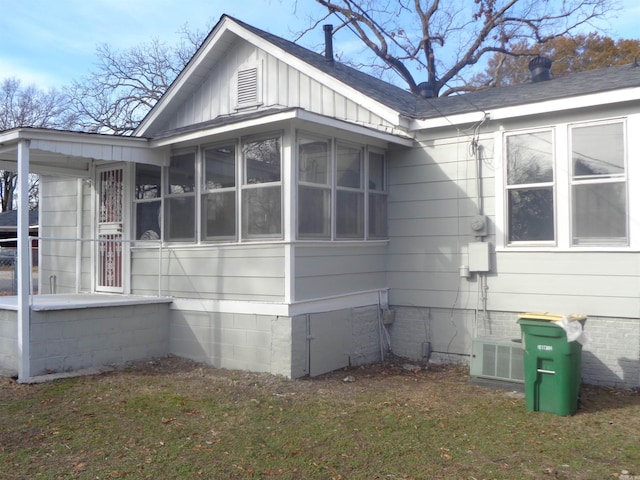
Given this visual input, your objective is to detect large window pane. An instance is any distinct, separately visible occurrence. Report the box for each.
[369,151,385,191]
[572,123,624,177]
[242,186,282,237]
[337,143,362,188]
[205,145,236,188]
[507,131,553,185]
[298,185,330,238]
[244,137,281,184]
[168,152,195,194]
[164,197,195,242]
[202,191,236,240]
[508,188,554,242]
[572,182,627,244]
[336,190,364,239]
[299,137,330,185]
[136,201,161,240]
[135,164,161,200]
[368,192,387,238]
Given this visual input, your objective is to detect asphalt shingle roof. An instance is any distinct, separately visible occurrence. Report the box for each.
[231,15,640,121]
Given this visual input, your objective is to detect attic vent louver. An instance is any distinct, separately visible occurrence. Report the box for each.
[237,67,259,105]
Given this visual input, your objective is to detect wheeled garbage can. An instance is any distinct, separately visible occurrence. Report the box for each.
[517,313,587,416]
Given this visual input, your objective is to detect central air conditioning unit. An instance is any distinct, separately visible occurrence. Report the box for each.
[470,337,524,383]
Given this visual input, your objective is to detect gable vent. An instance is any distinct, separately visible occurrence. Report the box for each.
[237,67,259,105]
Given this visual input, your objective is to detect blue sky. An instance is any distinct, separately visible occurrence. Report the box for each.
[1,0,639,90]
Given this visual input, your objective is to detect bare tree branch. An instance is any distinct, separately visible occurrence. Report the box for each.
[303,0,615,96]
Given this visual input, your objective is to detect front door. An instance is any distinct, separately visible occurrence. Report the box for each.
[96,167,126,292]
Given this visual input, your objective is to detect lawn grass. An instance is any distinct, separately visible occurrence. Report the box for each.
[1,357,639,479]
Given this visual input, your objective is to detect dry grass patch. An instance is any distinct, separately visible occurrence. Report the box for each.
[1,355,639,479]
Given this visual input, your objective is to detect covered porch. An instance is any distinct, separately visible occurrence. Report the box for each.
[0,127,169,381]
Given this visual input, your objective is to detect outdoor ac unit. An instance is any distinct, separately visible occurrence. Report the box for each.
[470,337,524,383]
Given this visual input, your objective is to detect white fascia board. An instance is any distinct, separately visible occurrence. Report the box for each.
[489,87,640,120]
[410,87,640,131]
[224,21,405,127]
[410,111,488,130]
[0,128,162,168]
[149,109,414,149]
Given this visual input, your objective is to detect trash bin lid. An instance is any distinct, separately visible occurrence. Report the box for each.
[518,312,586,322]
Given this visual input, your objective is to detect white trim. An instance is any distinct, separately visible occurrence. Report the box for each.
[149,109,414,149]
[17,139,31,381]
[169,289,387,317]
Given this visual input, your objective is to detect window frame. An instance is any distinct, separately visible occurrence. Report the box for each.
[498,117,632,251]
[201,142,239,242]
[164,149,197,243]
[569,119,628,247]
[504,128,556,246]
[240,133,284,241]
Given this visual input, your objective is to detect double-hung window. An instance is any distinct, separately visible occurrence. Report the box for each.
[503,120,628,248]
[241,135,282,239]
[202,144,237,241]
[165,151,196,242]
[570,121,627,245]
[505,130,555,243]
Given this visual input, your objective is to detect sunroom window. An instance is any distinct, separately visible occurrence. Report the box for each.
[202,144,237,241]
[298,134,331,238]
[570,121,627,245]
[134,164,162,241]
[506,130,555,243]
[241,135,282,239]
[368,150,387,238]
[336,141,365,239]
[165,151,196,242]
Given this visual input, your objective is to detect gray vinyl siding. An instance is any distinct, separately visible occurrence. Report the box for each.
[131,244,285,301]
[389,109,640,322]
[294,244,387,301]
[39,176,92,294]
[387,133,495,310]
[158,39,394,134]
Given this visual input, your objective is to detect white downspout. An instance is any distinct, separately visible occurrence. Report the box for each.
[17,139,31,381]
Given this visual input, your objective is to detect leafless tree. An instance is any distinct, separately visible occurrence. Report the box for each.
[66,24,208,135]
[0,78,77,211]
[302,0,615,97]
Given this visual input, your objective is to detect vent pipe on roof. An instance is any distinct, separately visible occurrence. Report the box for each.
[324,24,334,64]
[529,56,552,83]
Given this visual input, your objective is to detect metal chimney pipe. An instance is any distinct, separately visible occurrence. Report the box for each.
[529,56,552,83]
[323,24,334,64]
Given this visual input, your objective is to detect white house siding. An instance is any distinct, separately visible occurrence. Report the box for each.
[131,244,285,301]
[386,132,494,362]
[294,244,388,301]
[159,38,395,134]
[39,176,93,294]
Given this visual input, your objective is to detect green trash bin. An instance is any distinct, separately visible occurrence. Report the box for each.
[517,313,587,416]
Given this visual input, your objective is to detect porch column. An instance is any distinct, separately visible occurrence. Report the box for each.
[17,139,31,381]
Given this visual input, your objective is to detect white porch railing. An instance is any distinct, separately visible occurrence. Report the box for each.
[0,237,164,297]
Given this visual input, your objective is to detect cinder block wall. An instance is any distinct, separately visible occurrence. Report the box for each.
[169,309,285,376]
[29,303,170,376]
[169,304,384,379]
[0,309,18,375]
[391,306,640,389]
